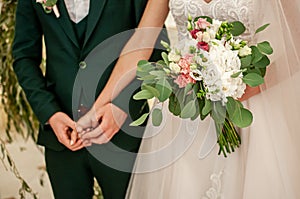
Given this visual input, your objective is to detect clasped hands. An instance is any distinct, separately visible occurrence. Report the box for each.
[48,103,127,151]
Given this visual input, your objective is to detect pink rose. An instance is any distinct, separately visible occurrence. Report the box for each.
[178,58,190,69]
[190,29,201,39]
[183,54,194,63]
[197,41,209,51]
[174,74,196,88]
[196,18,211,30]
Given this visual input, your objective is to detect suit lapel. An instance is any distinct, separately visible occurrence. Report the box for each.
[83,0,107,48]
[56,0,80,48]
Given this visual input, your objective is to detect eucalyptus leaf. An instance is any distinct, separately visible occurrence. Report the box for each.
[138,74,157,81]
[259,68,267,77]
[149,70,166,78]
[137,60,149,67]
[247,68,263,76]
[130,113,149,126]
[202,98,212,116]
[160,40,170,51]
[142,84,160,97]
[243,73,264,87]
[226,97,252,127]
[152,108,163,126]
[226,97,241,119]
[161,52,169,65]
[169,93,182,116]
[184,83,193,96]
[133,90,155,100]
[231,108,253,128]
[230,21,246,36]
[136,70,151,78]
[240,55,252,69]
[257,41,273,55]
[231,71,242,78]
[137,60,154,72]
[211,101,226,124]
[253,55,270,68]
[155,78,172,102]
[156,60,167,67]
[197,98,208,120]
[250,46,263,64]
[255,23,270,34]
[181,100,197,119]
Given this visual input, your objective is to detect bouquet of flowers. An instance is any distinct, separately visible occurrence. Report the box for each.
[131,16,273,157]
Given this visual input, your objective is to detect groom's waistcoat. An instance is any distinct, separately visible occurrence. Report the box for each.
[13,0,168,151]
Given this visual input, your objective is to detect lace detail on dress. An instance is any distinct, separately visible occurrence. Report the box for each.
[169,0,255,42]
[201,171,223,199]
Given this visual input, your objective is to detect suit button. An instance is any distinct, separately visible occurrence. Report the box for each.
[79,61,87,69]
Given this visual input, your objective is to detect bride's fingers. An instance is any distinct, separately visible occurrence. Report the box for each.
[83,139,92,147]
[81,125,103,141]
[90,133,110,145]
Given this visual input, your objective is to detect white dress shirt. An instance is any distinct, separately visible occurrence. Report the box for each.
[64,0,90,23]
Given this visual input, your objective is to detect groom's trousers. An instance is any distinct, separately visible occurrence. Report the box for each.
[45,142,139,199]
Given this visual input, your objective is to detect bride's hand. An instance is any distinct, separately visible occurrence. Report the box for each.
[77,103,128,145]
[239,85,261,101]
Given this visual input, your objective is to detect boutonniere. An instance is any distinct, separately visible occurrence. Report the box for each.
[36,0,60,18]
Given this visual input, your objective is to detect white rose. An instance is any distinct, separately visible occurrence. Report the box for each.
[238,46,252,57]
[202,32,211,43]
[168,52,181,62]
[169,62,181,74]
[202,64,222,88]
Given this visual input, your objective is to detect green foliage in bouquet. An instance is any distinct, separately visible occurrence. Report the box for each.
[131,16,273,157]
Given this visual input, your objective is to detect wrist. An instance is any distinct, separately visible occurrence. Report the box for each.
[48,111,61,125]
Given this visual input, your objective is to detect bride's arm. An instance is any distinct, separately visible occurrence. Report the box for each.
[94,0,170,110]
[76,0,170,144]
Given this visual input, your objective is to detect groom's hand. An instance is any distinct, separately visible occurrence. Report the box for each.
[49,112,84,151]
[78,103,127,145]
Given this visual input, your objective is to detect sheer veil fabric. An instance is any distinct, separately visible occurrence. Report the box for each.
[126,0,300,198]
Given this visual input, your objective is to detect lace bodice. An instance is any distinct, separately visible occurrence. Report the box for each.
[169,0,261,41]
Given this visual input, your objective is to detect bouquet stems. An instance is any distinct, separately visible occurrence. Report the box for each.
[216,118,241,157]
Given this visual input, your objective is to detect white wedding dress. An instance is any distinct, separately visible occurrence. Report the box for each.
[126,0,300,198]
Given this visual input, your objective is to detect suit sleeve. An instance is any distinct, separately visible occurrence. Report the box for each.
[12,0,61,124]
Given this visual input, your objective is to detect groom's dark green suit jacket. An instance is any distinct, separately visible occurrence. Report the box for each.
[13,0,167,151]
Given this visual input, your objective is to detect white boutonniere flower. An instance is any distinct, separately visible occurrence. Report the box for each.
[36,0,60,18]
